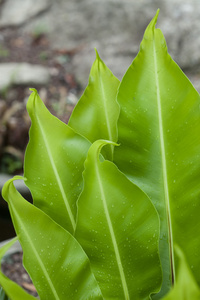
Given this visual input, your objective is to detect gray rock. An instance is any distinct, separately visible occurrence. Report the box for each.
[0,0,52,27]
[0,0,199,88]
[0,63,50,91]
[0,239,22,259]
[15,0,200,88]
[186,73,200,94]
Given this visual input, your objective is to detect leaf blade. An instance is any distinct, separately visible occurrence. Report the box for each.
[68,50,120,160]
[2,176,102,300]
[75,140,162,299]
[162,246,200,300]
[114,10,200,297]
[2,177,103,300]
[25,89,91,234]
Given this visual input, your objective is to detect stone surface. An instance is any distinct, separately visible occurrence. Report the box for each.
[11,0,200,87]
[0,0,52,27]
[0,0,200,87]
[0,63,50,91]
[0,239,22,258]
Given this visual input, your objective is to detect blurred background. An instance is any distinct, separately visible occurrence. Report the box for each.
[0,0,200,241]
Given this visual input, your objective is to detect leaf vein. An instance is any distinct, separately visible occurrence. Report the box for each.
[36,115,76,232]
[153,35,175,282]
[11,204,60,299]
[96,165,130,299]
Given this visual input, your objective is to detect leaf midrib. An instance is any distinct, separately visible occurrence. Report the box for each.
[36,114,76,232]
[153,34,175,282]
[96,163,130,300]
[11,202,60,300]
[98,65,114,158]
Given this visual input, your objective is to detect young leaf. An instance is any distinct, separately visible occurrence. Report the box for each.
[2,176,103,300]
[114,9,200,297]
[75,140,162,299]
[24,89,91,234]
[162,246,200,300]
[68,50,120,161]
[0,238,36,300]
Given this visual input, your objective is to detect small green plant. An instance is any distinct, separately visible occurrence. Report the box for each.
[0,153,23,174]
[31,24,48,39]
[0,46,9,58]
[1,10,200,299]
[39,51,49,61]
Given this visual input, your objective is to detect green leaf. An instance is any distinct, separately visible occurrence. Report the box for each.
[24,89,91,234]
[75,140,162,299]
[2,176,103,300]
[0,288,8,300]
[68,50,120,161]
[0,287,9,300]
[0,238,36,300]
[114,10,200,297]
[162,246,200,300]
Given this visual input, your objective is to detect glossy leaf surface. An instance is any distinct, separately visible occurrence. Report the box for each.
[69,50,120,161]
[0,238,35,300]
[24,89,91,234]
[114,10,200,296]
[75,140,162,299]
[163,246,200,300]
[2,177,103,300]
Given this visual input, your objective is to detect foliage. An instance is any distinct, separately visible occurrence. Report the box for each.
[0,46,9,58]
[1,9,200,299]
[0,153,22,174]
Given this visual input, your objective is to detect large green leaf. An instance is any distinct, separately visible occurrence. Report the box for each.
[114,10,200,297]
[2,176,103,300]
[162,246,200,300]
[0,238,36,300]
[68,50,120,161]
[75,140,162,299]
[24,89,91,234]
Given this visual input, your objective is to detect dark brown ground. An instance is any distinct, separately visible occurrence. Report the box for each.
[2,252,38,297]
[0,23,82,175]
[0,12,83,297]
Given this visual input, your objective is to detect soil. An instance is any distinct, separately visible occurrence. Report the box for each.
[0,23,82,175]
[0,12,83,296]
[2,251,38,297]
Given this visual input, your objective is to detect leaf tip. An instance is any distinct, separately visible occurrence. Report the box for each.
[27,88,40,113]
[94,48,100,59]
[146,9,160,33]
[174,244,185,262]
[29,88,38,95]
[87,139,118,163]
[2,176,25,203]
[155,8,160,20]
[152,9,160,27]
[94,48,102,69]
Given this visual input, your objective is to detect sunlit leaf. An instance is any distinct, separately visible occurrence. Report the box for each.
[69,50,120,160]
[75,140,162,299]
[24,89,91,234]
[114,10,200,297]
[2,177,103,300]
[162,246,200,300]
